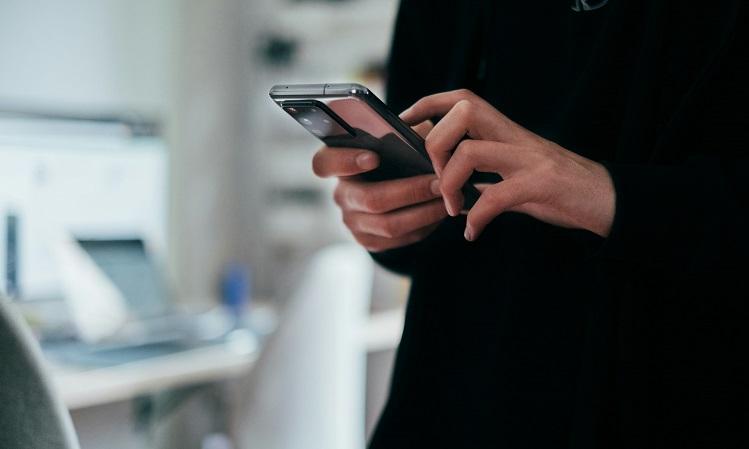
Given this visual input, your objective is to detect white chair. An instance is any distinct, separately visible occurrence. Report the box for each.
[237,244,374,449]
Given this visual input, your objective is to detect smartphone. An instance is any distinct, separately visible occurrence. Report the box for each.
[269,83,480,209]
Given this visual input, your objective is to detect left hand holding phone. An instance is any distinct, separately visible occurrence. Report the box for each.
[313,121,449,252]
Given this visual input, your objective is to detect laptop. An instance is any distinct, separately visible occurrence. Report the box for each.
[43,238,232,367]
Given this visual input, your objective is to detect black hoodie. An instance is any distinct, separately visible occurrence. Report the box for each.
[369,1,749,448]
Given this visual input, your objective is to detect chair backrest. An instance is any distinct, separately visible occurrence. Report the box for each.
[0,298,80,449]
[237,243,374,449]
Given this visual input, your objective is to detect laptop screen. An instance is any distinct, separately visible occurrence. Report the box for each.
[76,238,170,320]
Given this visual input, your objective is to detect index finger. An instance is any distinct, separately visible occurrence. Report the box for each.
[399,89,478,125]
[312,147,379,178]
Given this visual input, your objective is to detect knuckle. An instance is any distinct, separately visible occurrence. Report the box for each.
[454,99,475,118]
[455,140,476,160]
[348,183,370,210]
[538,158,558,176]
[424,132,438,154]
[311,149,329,177]
[535,154,564,182]
[361,191,384,213]
[418,177,435,201]
[401,179,425,205]
[341,212,356,231]
[336,180,363,209]
[485,185,511,208]
[456,88,475,99]
[411,98,425,111]
[440,142,476,191]
[333,182,346,207]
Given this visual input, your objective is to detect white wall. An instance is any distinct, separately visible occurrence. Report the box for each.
[0,0,176,115]
[168,0,260,302]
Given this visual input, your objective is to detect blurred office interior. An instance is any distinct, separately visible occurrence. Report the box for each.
[0,0,409,448]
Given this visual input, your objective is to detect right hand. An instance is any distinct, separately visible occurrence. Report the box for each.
[312,123,448,252]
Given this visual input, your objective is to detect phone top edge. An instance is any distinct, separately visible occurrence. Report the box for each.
[269,84,325,98]
[323,83,369,96]
[269,83,369,99]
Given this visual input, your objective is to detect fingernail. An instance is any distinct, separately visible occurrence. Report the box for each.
[398,107,412,118]
[446,201,457,217]
[356,152,378,169]
[464,225,474,242]
[430,179,441,195]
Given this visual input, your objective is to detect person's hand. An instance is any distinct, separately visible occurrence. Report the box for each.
[400,89,616,241]
[312,122,448,252]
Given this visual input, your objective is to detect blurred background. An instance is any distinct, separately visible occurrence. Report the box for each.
[0,0,410,448]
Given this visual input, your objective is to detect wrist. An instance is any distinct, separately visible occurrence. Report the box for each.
[586,162,616,237]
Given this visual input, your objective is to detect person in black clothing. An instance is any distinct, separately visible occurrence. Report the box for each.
[313,1,749,447]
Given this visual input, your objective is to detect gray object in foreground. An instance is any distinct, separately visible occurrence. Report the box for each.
[0,297,80,449]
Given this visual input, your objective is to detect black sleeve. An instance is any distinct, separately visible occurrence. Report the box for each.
[599,4,749,271]
[369,217,468,276]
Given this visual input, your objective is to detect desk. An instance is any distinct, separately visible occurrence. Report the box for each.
[49,340,258,410]
[44,340,259,449]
